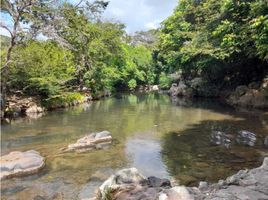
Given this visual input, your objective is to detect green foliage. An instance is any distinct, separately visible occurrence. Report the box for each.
[156,0,268,86]
[3,0,158,103]
[159,73,172,89]
[43,92,84,109]
[0,35,10,48]
[128,79,137,90]
[9,40,75,96]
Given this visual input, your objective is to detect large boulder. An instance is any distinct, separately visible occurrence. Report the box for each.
[189,77,203,89]
[227,80,268,108]
[26,104,44,114]
[97,168,193,200]
[177,81,188,96]
[0,150,45,180]
[93,158,268,200]
[204,157,268,200]
[98,168,147,199]
[62,131,112,153]
[168,83,179,97]
[168,81,188,97]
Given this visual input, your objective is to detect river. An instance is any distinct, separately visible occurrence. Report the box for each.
[1,93,268,199]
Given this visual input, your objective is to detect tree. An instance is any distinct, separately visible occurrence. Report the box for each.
[0,0,58,110]
[0,0,109,111]
[156,0,268,86]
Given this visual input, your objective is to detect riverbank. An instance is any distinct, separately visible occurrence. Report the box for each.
[167,77,268,110]
[93,157,268,200]
[1,90,111,120]
[2,76,267,121]
[1,85,161,121]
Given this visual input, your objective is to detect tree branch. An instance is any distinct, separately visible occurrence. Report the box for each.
[0,22,13,37]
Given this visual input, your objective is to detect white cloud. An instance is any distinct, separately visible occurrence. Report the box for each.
[145,20,161,30]
[103,0,177,32]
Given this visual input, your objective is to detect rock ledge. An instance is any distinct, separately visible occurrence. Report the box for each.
[92,157,268,200]
[0,150,45,180]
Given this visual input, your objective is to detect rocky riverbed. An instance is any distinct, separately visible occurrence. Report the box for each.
[91,157,268,200]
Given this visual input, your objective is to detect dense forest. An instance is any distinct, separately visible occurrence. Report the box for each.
[156,0,268,92]
[1,0,268,113]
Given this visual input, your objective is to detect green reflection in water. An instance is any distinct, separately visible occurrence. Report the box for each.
[1,93,267,199]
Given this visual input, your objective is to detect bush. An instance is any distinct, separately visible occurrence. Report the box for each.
[128,79,137,90]
[159,73,172,89]
[9,40,75,97]
[43,92,84,109]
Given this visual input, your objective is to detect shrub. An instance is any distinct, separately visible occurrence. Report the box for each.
[159,73,172,89]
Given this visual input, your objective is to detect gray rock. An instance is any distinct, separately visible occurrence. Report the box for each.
[261,78,268,89]
[95,131,111,139]
[248,82,260,89]
[204,157,268,200]
[147,176,171,188]
[98,168,146,199]
[26,105,44,113]
[152,85,159,91]
[168,81,188,97]
[190,77,203,89]
[235,85,248,96]
[168,83,179,97]
[198,181,208,190]
[264,136,268,147]
[166,186,194,200]
[210,131,232,148]
[236,130,256,147]
[0,150,45,180]
[93,158,268,200]
[63,131,112,153]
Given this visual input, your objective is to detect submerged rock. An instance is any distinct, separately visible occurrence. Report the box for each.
[62,131,112,153]
[236,130,256,147]
[0,150,45,180]
[210,131,232,148]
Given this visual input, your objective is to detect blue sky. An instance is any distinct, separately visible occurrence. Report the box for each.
[103,0,178,32]
[0,0,178,36]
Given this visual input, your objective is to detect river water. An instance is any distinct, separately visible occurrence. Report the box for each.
[1,93,268,199]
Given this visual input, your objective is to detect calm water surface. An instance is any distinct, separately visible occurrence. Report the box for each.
[1,93,268,199]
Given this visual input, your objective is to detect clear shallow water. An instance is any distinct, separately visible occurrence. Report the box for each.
[1,93,268,199]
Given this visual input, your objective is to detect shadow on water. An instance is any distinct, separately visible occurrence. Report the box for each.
[161,116,268,186]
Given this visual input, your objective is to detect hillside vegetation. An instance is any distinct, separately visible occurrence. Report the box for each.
[1,0,267,111]
[155,0,268,89]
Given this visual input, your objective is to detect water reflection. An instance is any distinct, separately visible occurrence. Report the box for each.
[161,118,267,186]
[1,94,268,199]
